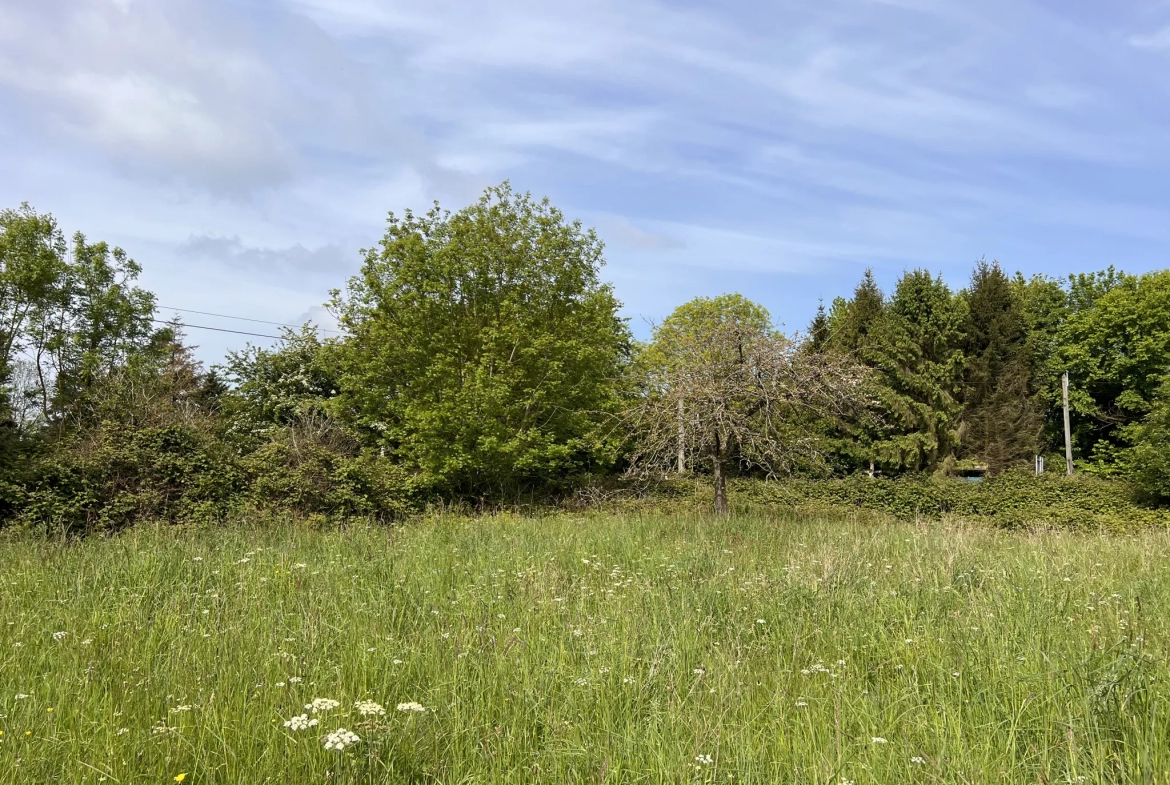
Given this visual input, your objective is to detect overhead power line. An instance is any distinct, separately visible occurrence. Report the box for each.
[156,305,343,335]
[150,319,281,340]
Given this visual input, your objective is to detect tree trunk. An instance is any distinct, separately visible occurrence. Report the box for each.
[712,432,728,514]
[677,398,686,474]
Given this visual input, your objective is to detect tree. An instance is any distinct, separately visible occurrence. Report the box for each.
[960,260,1041,473]
[220,326,339,440]
[330,183,631,496]
[0,204,68,417]
[628,294,867,512]
[1054,269,1170,470]
[864,270,966,473]
[807,299,830,353]
[826,268,884,353]
[1127,374,1170,505]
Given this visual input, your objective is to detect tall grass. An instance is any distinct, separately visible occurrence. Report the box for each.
[1,512,1168,783]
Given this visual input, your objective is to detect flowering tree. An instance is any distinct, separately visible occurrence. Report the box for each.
[626,295,867,512]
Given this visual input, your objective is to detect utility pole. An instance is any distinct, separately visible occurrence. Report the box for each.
[1062,371,1074,476]
[677,397,686,474]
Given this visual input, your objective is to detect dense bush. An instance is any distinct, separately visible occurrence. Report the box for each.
[16,421,244,536]
[734,471,1169,530]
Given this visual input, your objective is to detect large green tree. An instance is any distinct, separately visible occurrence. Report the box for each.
[1054,269,1170,469]
[864,270,967,473]
[331,184,631,496]
[960,261,1041,473]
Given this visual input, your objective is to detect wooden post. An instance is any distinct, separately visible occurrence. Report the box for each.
[1062,371,1074,476]
[677,398,686,474]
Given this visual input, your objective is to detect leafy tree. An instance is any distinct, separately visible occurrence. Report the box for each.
[1127,375,1170,505]
[629,294,866,512]
[1054,269,1170,469]
[0,204,68,417]
[960,260,1041,473]
[864,270,967,473]
[331,183,631,496]
[220,326,339,440]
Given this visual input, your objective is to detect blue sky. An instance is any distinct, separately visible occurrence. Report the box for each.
[3,0,1170,361]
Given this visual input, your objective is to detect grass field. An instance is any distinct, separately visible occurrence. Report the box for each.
[1,513,1168,784]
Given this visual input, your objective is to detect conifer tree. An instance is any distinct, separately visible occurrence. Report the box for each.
[960,261,1041,473]
[807,299,829,353]
[864,270,966,473]
[827,268,884,353]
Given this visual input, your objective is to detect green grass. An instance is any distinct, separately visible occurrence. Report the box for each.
[1,513,1169,784]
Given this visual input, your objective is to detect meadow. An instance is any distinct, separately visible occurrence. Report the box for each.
[1,512,1168,784]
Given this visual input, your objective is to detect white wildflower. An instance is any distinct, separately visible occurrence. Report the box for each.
[695,754,713,765]
[396,701,426,713]
[911,756,926,764]
[170,705,192,713]
[871,737,888,744]
[287,677,302,683]
[52,631,68,641]
[756,619,766,624]
[322,728,360,751]
[305,698,340,713]
[283,714,319,731]
[795,701,808,707]
[354,700,386,716]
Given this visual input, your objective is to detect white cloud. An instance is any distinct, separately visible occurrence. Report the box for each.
[1129,25,1170,49]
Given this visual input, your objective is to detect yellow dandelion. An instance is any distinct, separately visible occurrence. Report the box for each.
[46,707,53,712]
[175,774,187,783]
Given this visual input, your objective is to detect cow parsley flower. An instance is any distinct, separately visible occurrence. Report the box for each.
[695,754,713,765]
[396,701,426,713]
[52,631,68,641]
[354,700,386,716]
[871,737,888,744]
[323,728,360,751]
[305,698,340,713]
[283,714,319,731]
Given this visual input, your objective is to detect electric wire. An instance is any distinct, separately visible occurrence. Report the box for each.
[156,305,343,335]
[149,319,281,340]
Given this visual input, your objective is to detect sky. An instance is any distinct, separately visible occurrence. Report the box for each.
[3,0,1170,363]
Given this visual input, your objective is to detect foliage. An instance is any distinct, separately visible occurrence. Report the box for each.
[241,419,422,519]
[862,270,967,473]
[0,203,68,413]
[629,294,867,511]
[732,471,1166,531]
[220,326,340,442]
[331,183,631,497]
[959,260,1040,472]
[1055,269,1170,468]
[1127,375,1170,505]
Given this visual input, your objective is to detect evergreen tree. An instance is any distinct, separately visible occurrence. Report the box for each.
[827,268,884,353]
[864,270,966,473]
[807,299,829,353]
[960,261,1040,473]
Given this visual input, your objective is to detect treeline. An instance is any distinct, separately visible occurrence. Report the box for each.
[1,186,1168,533]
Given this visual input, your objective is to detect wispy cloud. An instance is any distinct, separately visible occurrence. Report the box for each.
[4,0,1170,356]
